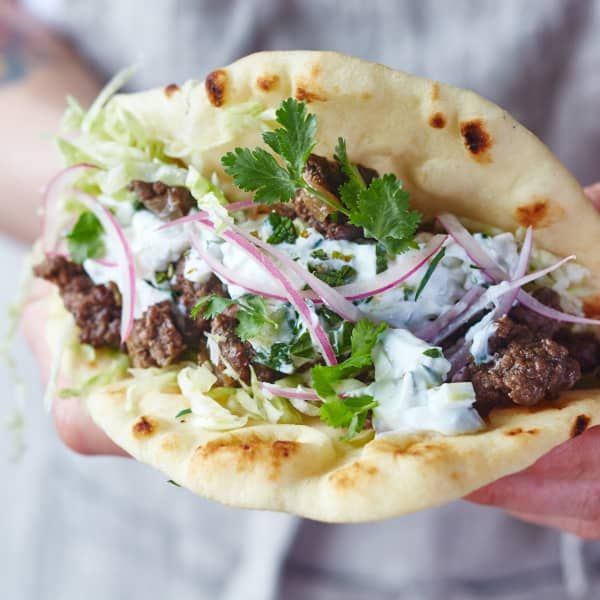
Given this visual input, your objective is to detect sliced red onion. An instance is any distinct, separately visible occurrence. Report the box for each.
[162,214,446,319]
[190,239,287,301]
[486,255,575,301]
[494,226,533,317]
[91,258,118,268]
[225,200,256,212]
[414,286,485,342]
[260,382,320,401]
[229,223,362,323]
[437,213,508,281]
[157,212,208,231]
[193,218,337,365]
[332,235,447,301]
[517,290,600,326]
[430,255,578,346]
[41,164,95,253]
[75,192,136,341]
[447,342,471,379]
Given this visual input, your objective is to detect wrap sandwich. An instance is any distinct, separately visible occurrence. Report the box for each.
[32,51,600,522]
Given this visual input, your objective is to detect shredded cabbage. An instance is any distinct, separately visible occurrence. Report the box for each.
[177,364,248,430]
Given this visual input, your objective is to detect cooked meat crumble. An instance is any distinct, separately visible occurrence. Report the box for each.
[211,306,278,386]
[172,257,227,344]
[126,300,186,367]
[471,331,580,412]
[129,180,195,220]
[274,153,379,241]
[34,255,122,348]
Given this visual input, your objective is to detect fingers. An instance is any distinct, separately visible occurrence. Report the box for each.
[23,290,127,457]
[584,182,600,211]
[466,427,600,533]
[52,395,128,456]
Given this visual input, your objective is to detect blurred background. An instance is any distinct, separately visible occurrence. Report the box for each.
[2,1,600,599]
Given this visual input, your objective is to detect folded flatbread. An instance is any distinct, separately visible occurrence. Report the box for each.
[34,51,600,522]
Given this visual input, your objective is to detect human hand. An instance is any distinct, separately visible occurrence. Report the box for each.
[467,183,600,538]
[23,282,126,456]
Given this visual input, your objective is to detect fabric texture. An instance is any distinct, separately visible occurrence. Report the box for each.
[7,0,600,598]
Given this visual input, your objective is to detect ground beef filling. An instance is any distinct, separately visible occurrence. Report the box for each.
[468,285,600,413]
[126,301,186,368]
[171,258,227,344]
[274,153,378,240]
[472,337,579,410]
[34,254,280,383]
[209,305,279,386]
[129,180,195,220]
[34,255,122,348]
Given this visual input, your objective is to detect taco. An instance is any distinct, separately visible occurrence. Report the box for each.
[33,51,600,522]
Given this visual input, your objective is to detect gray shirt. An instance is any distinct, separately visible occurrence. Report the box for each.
[7,1,600,598]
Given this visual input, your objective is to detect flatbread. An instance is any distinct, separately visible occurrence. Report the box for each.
[50,51,600,522]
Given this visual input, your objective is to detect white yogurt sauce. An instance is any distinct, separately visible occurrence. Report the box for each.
[365,328,484,435]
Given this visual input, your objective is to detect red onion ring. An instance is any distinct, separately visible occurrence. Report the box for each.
[228,223,362,322]
[190,239,287,301]
[414,286,485,342]
[517,290,600,326]
[75,192,136,341]
[260,382,320,401]
[41,164,96,254]
[331,235,447,301]
[193,218,338,365]
[437,213,508,281]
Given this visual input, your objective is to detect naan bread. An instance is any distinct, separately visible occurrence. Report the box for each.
[49,51,600,522]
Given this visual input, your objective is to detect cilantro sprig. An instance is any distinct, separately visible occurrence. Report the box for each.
[312,319,387,439]
[66,211,105,263]
[222,99,344,211]
[190,294,277,342]
[221,99,422,255]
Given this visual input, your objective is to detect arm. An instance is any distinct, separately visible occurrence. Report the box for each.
[0,2,100,241]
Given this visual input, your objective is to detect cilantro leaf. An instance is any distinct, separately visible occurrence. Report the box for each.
[307,263,357,287]
[221,147,297,205]
[350,319,388,364]
[319,395,377,440]
[349,174,421,255]
[262,98,317,178]
[266,211,298,244]
[311,319,387,438]
[66,211,105,263]
[235,295,277,341]
[334,137,366,212]
[221,99,344,212]
[414,247,446,300]
[221,99,423,254]
[190,295,236,319]
[191,294,278,342]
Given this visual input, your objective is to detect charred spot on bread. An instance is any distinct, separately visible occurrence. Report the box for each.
[205,69,227,107]
[571,414,591,438]
[460,119,493,163]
